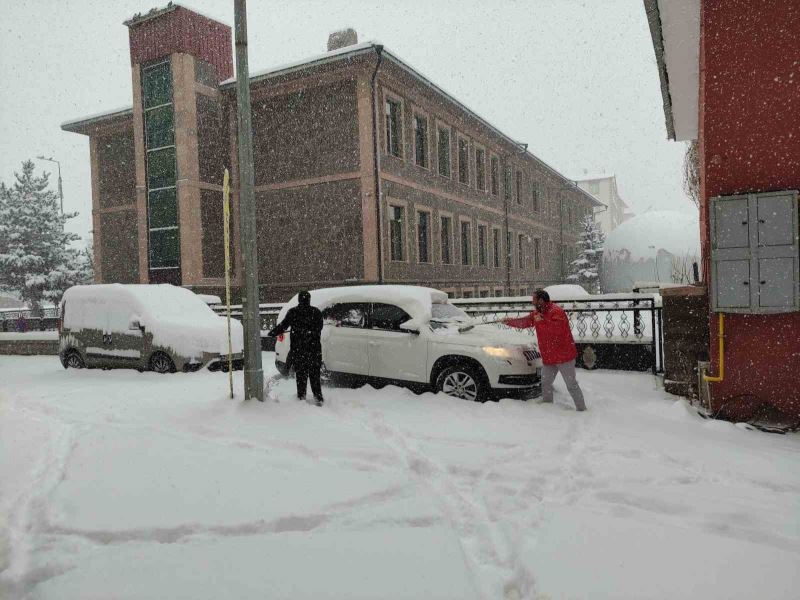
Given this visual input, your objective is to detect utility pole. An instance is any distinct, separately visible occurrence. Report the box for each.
[233,0,264,401]
[36,156,63,214]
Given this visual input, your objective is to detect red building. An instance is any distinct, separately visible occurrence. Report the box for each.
[645,0,800,422]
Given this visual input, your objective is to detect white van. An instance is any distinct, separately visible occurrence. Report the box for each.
[274,285,543,401]
[59,284,244,373]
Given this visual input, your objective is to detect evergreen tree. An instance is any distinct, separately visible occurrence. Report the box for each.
[567,215,605,294]
[0,161,93,313]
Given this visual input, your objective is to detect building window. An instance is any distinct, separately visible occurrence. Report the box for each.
[462,290,474,299]
[518,234,525,269]
[385,98,402,158]
[414,114,428,168]
[515,171,523,204]
[479,290,489,298]
[588,180,600,195]
[475,148,486,191]
[504,167,512,201]
[437,127,451,177]
[506,231,512,266]
[534,238,541,270]
[490,156,499,196]
[458,137,469,185]
[478,225,487,266]
[389,205,405,261]
[142,59,179,276]
[460,221,472,265]
[532,182,540,212]
[492,228,501,268]
[494,288,504,297]
[417,210,430,263]
[440,215,452,264]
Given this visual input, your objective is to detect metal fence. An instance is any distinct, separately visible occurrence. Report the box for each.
[0,307,60,332]
[211,294,664,373]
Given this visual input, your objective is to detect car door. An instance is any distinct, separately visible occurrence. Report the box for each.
[365,303,428,383]
[321,302,370,376]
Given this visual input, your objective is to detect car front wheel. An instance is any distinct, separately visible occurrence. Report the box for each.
[435,364,488,402]
[64,350,85,369]
[149,352,176,374]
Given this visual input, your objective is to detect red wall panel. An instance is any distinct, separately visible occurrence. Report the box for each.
[700,0,800,420]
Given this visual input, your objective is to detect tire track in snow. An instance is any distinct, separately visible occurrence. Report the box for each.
[0,404,78,598]
[330,395,542,600]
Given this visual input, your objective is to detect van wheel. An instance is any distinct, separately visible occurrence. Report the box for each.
[65,350,85,369]
[435,364,488,402]
[149,352,176,374]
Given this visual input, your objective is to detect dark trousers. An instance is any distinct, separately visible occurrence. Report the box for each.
[294,353,322,399]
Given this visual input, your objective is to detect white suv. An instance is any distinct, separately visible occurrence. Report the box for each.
[273,285,542,401]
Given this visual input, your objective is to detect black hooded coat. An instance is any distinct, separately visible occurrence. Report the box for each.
[268,291,323,362]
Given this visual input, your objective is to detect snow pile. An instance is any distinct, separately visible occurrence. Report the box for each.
[62,284,243,357]
[277,285,449,323]
[1,357,798,599]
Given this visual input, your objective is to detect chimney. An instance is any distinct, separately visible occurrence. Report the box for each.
[327,28,358,52]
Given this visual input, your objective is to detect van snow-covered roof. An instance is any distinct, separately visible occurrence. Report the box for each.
[277,285,448,323]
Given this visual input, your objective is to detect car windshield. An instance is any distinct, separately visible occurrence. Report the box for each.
[429,302,469,329]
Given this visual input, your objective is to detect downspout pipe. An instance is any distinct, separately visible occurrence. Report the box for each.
[703,312,725,383]
[370,45,385,283]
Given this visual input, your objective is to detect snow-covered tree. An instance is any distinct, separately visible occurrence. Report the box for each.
[0,161,93,313]
[566,215,605,294]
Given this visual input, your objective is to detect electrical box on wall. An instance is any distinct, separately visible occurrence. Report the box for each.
[710,190,799,313]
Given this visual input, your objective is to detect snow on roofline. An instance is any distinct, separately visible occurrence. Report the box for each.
[123,2,230,29]
[221,42,597,203]
[575,173,615,182]
[61,106,133,132]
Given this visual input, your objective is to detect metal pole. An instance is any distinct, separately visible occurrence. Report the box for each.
[223,168,234,399]
[233,0,264,401]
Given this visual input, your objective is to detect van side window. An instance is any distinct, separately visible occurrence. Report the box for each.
[322,303,368,328]
[370,303,411,331]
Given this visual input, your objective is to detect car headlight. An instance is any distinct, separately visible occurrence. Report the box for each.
[482,346,514,358]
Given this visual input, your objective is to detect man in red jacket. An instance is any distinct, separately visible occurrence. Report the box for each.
[503,289,586,411]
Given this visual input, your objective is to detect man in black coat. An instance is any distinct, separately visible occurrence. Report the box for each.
[268,290,325,405]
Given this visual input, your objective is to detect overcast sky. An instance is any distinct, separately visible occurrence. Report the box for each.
[0,0,693,243]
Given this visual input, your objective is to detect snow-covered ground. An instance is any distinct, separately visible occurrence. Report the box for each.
[1,355,798,600]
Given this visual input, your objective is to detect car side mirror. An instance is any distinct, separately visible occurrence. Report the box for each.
[129,319,144,332]
[399,320,421,334]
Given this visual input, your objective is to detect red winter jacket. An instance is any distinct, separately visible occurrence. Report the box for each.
[504,301,577,366]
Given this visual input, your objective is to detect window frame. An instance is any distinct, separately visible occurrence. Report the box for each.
[388,201,408,263]
[459,217,473,266]
[532,180,541,212]
[439,212,454,265]
[477,222,489,267]
[515,169,523,205]
[457,134,470,186]
[474,145,486,192]
[412,110,430,169]
[383,92,404,159]
[416,207,433,264]
[492,226,502,269]
[518,233,525,269]
[436,123,452,179]
[504,166,513,201]
[533,236,542,271]
[490,154,500,196]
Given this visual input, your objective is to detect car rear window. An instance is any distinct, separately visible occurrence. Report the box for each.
[370,303,411,331]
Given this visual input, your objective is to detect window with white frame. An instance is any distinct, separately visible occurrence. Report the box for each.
[475,147,486,191]
[478,224,487,266]
[440,215,452,264]
[389,205,405,261]
[385,97,402,158]
[492,228,501,268]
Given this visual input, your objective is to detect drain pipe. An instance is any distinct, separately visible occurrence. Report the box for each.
[370,45,385,283]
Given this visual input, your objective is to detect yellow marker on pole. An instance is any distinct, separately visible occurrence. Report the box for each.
[223,168,234,399]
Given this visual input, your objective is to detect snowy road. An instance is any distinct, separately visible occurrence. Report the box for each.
[1,354,799,599]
